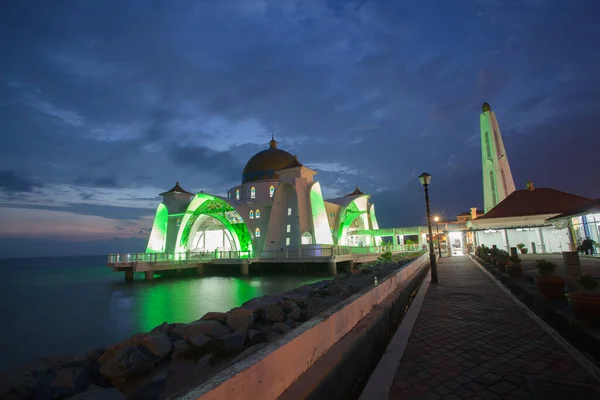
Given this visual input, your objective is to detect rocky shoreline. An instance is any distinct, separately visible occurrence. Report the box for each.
[1,256,417,400]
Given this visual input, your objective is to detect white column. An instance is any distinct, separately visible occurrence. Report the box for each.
[501,229,510,252]
[535,228,546,253]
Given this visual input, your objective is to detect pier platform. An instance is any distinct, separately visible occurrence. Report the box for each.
[107,244,422,280]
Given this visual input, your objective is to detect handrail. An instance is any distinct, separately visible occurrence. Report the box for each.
[106,244,424,265]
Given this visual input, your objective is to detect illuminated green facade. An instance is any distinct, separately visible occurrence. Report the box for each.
[146,138,381,255]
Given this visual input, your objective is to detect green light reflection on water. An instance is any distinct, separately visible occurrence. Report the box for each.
[134,275,324,333]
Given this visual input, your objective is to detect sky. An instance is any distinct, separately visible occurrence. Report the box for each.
[1,0,600,258]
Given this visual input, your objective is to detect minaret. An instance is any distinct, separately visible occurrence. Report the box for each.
[480,102,516,213]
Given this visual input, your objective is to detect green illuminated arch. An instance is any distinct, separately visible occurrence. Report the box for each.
[309,182,334,245]
[175,194,253,254]
[146,203,168,253]
[337,200,368,245]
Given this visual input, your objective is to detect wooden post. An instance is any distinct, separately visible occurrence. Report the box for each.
[197,265,204,276]
[328,259,337,276]
[241,260,250,276]
[145,271,154,280]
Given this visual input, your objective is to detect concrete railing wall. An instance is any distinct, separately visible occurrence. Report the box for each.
[175,253,429,400]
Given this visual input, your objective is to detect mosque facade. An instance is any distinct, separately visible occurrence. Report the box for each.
[145,137,381,256]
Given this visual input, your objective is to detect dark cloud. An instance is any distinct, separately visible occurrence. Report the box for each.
[0,202,154,220]
[1,0,600,255]
[0,170,42,192]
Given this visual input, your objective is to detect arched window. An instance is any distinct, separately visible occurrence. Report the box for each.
[236,189,240,200]
[269,185,275,198]
[255,227,261,238]
[251,187,256,199]
[249,210,254,219]
[302,232,313,245]
[255,209,261,218]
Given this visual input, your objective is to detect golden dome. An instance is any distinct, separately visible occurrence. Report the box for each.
[242,136,296,183]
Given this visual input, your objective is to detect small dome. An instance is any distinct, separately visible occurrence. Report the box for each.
[242,136,297,184]
[482,102,491,112]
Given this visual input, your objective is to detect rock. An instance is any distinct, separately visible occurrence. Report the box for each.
[173,320,231,339]
[303,296,324,310]
[247,329,268,345]
[232,343,269,363]
[348,284,360,294]
[185,334,212,357]
[200,312,228,323]
[195,353,213,370]
[261,304,284,322]
[49,367,91,398]
[272,322,291,334]
[0,372,37,399]
[70,386,125,399]
[171,340,193,360]
[361,268,373,275]
[99,346,155,388]
[138,333,172,361]
[325,284,342,297]
[150,370,168,384]
[226,308,254,332]
[266,331,281,343]
[150,321,170,333]
[98,333,146,365]
[241,295,284,312]
[214,331,247,356]
[279,300,302,320]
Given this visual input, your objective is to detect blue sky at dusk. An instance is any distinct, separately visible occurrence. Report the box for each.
[1,0,599,257]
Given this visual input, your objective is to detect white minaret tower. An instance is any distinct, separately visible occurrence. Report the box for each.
[480,102,516,213]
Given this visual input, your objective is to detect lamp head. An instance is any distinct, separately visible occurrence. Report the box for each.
[434,216,439,222]
[418,172,431,186]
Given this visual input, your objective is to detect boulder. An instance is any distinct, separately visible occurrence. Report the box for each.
[214,331,247,356]
[348,284,360,294]
[247,329,268,345]
[49,367,91,398]
[272,322,291,334]
[138,333,172,362]
[99,346,155,388]
[279,300,302,321]
[266,331,281,343]
[199,312,228,323]
[98,333,146,365]
[172,320,231,339]
[70,386,124,399]
[150,322,170,333]
[226,308,254,332]
[261,304,284,322]
[171,340,193,360]
[232,343,269,364]
[0,372,37,400]
[186,334,212,356]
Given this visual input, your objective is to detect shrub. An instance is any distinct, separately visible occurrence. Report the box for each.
[377,251,393,262]
[509,255,521,264]
[536,259,556,276]
[577,273,599,290]
[516,243,525,249]
[405,239,415,245]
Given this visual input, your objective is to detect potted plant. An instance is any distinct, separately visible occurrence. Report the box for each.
[507,255,523,277]
[490,247,499,266]
[535,260,564,298]
[566,273,600,321]
[517,243,528,254]
[496,250,509,272]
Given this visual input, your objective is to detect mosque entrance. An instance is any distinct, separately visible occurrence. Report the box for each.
[345,215,371,247]
[188,215,238,253]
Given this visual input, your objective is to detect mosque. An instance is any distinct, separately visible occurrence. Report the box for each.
[145,136,381,256]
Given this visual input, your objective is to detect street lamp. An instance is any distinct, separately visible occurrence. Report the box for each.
[434,216,442,258]
[418,172,439,283]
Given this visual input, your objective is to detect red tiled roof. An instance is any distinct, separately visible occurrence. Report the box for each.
[159,181,193,196]
[476,188,592,220]
[546,199,600,221]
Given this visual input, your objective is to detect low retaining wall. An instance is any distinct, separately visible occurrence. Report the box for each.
[174,254,428,400]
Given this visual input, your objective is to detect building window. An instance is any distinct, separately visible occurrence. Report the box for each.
[288,207,292,216]
[255,227,260,238]
[251,187,256,199]
[286,224,291,233]
[485,132,491,158]
[302,232,312,245]
[249,210,254,219]
[286,237,290,246]
[269,185,275,198]
[489,171,497,205]
[236,189,240,200]
[255,209,260,218]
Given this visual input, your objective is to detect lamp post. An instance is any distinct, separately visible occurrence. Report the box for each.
[418,172,439,283]
[434,216,442,258]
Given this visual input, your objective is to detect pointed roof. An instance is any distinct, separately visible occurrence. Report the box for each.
[547,199,600,221]
[345,186,365,197]
[159,181,193,196]
[476,188,591,220]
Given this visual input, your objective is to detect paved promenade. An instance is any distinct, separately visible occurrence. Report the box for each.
[362,256,600,399]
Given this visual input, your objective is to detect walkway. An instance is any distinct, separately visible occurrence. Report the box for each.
[362,256,600,399]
